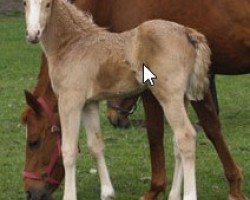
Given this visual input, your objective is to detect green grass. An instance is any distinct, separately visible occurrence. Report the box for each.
[0,14,249,199]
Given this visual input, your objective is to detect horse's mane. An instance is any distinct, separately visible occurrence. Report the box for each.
[32,55,50,98]
[21,54,51,124]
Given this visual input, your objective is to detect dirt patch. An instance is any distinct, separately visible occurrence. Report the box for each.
[0,0,23,14]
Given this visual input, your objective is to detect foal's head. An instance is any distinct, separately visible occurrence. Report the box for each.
[23,0,53,43]
[22,91,64,200]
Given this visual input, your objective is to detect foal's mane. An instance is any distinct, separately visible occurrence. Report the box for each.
[53,0,106,33]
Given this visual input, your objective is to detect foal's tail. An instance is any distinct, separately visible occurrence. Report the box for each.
[185,28,211,101]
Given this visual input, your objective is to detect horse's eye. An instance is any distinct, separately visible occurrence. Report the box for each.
[46,3,51,8]
[23,1,26,6]
[28,140,40,150]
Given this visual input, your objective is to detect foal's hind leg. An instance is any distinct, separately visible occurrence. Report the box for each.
[155,92,197,200]
[168,99,190,200]
[191,90,246,200]
[82,103,115,200]
[141,90,166,200]
[168,138,184,200]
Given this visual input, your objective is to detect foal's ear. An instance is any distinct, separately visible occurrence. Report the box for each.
[24,90,42,116]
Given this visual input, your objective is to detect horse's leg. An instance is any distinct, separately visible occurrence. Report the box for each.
[141,90,166,200]
[209,73,219,113]
[191,90,245,200]
[82,103,115,200]
[58,92,84,200]
[156,91,197,200]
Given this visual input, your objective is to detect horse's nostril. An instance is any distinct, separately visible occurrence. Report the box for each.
[37,30,40,36]
[26,191,32,200]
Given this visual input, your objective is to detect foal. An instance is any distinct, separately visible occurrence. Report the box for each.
[24,0,211,199]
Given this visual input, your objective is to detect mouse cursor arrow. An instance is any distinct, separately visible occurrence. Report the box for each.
[143,64,157,86]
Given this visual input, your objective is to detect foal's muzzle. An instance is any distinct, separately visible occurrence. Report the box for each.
[26,30,41,44]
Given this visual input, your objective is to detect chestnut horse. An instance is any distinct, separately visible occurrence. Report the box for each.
[22,0,249,200]
[71,1,249,200]
[106,0,250,127]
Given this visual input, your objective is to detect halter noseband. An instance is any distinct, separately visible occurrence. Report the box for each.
[23,97,61,186]
[107,101,137,116]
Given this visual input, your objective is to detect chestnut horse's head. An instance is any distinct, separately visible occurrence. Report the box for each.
[23,0,53,43]
[22,91,64,200]
[106,96,139,129]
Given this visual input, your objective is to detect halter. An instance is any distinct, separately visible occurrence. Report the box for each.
[107,101,138,116]
[23,97,61,186]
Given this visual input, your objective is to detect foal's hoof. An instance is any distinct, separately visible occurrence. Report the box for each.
[101,186,115,200]
[228,194,249,200]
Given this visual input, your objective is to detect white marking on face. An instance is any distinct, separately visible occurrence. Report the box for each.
[26,0,41,39]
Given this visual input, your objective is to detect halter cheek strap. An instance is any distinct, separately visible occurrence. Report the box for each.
[23,97,61,186]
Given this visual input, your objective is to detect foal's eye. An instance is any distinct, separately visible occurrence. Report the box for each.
[46,3,51,8]
[28,140,40,150]
[23,1,26,6]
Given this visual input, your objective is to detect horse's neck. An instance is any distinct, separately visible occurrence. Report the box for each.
[33,54,50,97]
[40,71,57,112]
[31,54,58,111]
[43,82,58,112]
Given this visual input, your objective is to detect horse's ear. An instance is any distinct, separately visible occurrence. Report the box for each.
[24,90,42,115]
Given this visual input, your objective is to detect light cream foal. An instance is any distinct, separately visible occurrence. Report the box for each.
[23,0,211,199]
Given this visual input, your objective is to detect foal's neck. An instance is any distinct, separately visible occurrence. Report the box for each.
[41,0,104,56]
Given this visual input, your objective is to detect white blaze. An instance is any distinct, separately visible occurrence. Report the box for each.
[27,0,41,34]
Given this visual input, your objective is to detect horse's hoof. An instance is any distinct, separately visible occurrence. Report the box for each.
[228,194,249,200]
[101,186,115,200]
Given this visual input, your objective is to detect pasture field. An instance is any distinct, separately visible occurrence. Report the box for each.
[0,13,249,199]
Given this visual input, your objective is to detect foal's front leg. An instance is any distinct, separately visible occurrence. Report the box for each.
[58,92,84,200]
[82,103,115,200]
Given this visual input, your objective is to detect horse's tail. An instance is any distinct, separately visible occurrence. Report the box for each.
[185,27,211,101]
